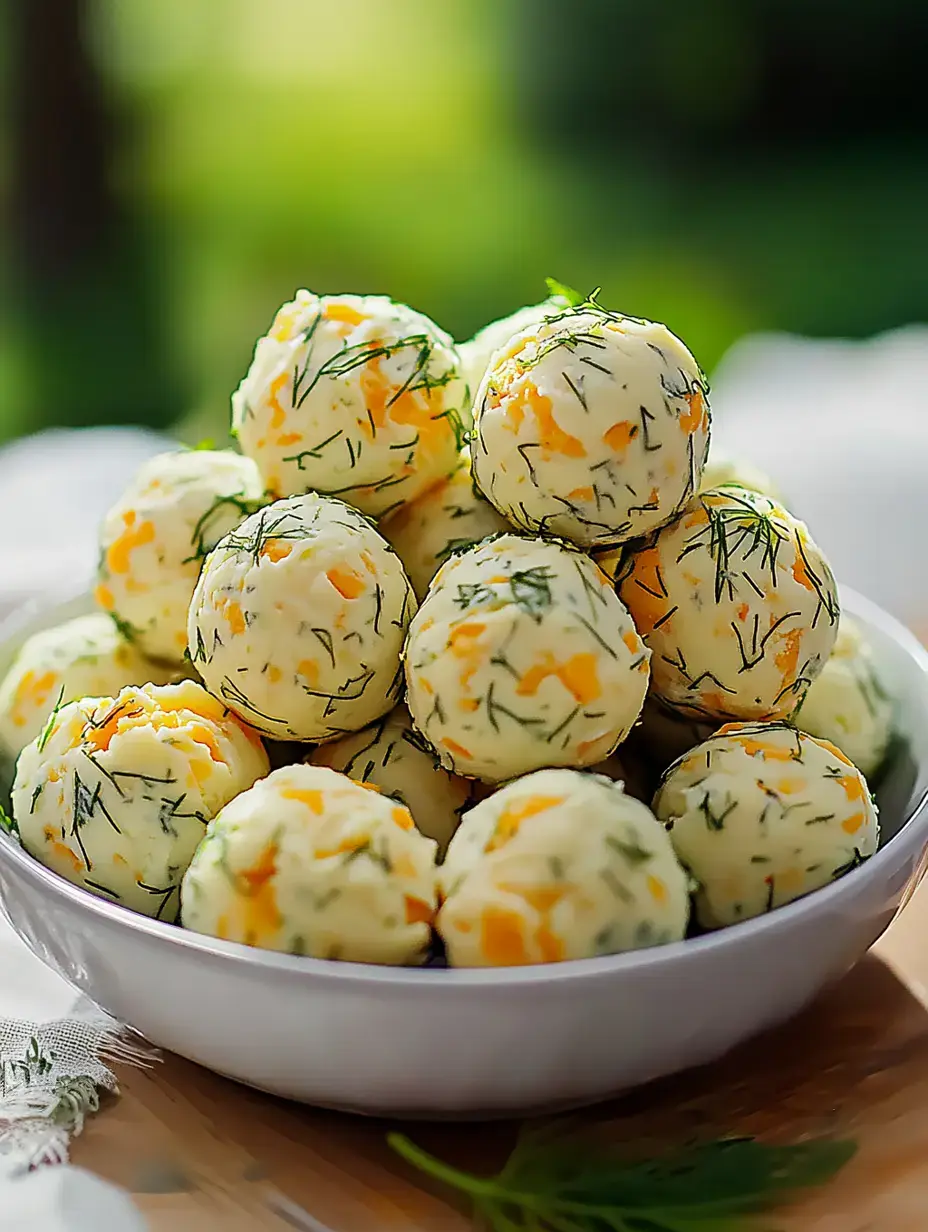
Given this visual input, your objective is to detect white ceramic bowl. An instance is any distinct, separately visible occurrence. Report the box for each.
[0,589,926,1119]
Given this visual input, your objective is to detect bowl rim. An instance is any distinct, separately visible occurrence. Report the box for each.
[2,584,927,989]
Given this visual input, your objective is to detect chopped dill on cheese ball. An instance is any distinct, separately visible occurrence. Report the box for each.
[95,449,264,664]
[379,448,510,600]
[793,616,894,779]
[437,768,688,966]
[653,722,879,929]
[618,486,839,723]
[181,764,438,964]
[232,291,470,518]
[471,299,710,548]
[0,613,175,756]
[12,681,269,920]
[404,534,649,783]
[188,493,416,742]
[307,705,474,855]
[457,292,572,400]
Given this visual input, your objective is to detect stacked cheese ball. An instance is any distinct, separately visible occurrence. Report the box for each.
[6,284,894,972]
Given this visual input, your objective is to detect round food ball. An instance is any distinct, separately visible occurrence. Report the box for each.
[232,291,470,517]
[458,294,570,397]
[405,534,650,782]
[181,764,437,964]
[0,613,176,757]
[379,448,510,600]
[95,449,264,663]
[793,616,894,779]
[12,681,269,920]
[472,306,710,547]
[188,493,415,741]
[699,450,782,501]
[653,721,879,929]
[437,768,688,966]
[307,705,474,855]
[618,487,840,722]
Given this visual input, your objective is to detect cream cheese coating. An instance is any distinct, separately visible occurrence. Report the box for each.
[12,681,269,920]
[458,296,568,398]
[181,763,438,964]
[793,616,894,778]
[0,614,175,757]
[95,449,265,664]
[404,534,650,783]
[379,448,510,600]
[307,705,474,855]
[188,494,416,742]
[653,721,879,928]
[232,291,470,518]
[472,305,710,547]
[437,768,688,966]
[618,487,840,722]
[699,450,782,501]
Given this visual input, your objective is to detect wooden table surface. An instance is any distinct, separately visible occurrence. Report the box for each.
[69,623,928,1230]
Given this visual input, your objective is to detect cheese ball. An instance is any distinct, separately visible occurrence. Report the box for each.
[472,306,710,547]
[95,449,264,663]
[405,534,650,782]
[188,493,416,741]
[653,722,879,929]
[458,294,569,397]
[438,769,688,966]
[307,705,474,854]
[232,291,470,518]
[379,448,510,600]
[618,487,840,723]
[699,450,782,501]
[181,764,438,964]
[793,616,894,779]
[12,681,269,920]
[0,614,175,757]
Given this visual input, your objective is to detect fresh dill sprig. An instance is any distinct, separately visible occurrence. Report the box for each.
[37,686,67,753]
[544,277,584,307]
[389,1127,855,1232]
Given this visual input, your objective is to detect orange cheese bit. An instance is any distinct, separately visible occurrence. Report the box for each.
[392,805,415,831]
[43,826,84,874]
[280,787,325,813]
[680,387,709,435]
[841,812,866,834]
[619,545,668,634]
[507,381,587,458]
[602,420,637,452]
[268,372,290,430]
[441,737,473,761]
[94,583,115,610]
[324,301,368,329]
[646,874,668,904]
[404,895,434,926]
[480,905,530,965]
[515,652,601,705]
[326,566,365,600]
[485,795,564,852]
[10,669,58,725]
[237,842,282,938]
[105,512,156,575]
[774,627,802,683]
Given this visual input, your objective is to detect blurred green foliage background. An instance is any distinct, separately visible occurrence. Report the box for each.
[1,0,926,444]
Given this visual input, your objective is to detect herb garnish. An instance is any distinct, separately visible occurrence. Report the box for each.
[389,1127,855,1231]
